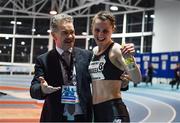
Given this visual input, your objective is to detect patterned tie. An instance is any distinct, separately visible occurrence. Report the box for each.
[67,104,75,115]
[62,51,71,67]
[62,51,75,115]
[61,51,70,85]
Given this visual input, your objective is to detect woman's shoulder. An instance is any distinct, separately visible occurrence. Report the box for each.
[112,42,122,49]
[111,42,122,54]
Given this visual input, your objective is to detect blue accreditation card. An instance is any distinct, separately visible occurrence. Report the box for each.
[61,85,79,104]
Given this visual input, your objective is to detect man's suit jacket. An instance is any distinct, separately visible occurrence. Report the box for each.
[30,47,93,122]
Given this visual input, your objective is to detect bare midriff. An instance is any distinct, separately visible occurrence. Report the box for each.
[92,80,122,104]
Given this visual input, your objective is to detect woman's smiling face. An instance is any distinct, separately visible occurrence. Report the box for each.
[92,18,114,46]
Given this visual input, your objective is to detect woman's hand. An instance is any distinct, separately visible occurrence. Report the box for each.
[120,72,131,88]
[121,43,135,58]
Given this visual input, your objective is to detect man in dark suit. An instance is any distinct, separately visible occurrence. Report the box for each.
[30,14,92,122]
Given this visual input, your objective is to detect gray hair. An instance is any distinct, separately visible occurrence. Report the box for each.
[51,14,73,32]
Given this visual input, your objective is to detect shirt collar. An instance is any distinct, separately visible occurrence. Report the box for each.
[56,46,73,55]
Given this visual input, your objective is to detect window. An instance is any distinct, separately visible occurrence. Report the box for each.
[75,39,86,49]
[33,38,49,63]
[115,14,123,33]
[89,17,93,35]
[16,18,33,35]
[0,37,12,62]
[14,38,31,63]
[125,37,141,53]
[112,38,122,44]
[88,38,96,51]
[74,17,87,35]
[0,18,13,34]
[144,10,154,32]
[143,36,152,53]
[126,12,143,33]
[35,19,50,35]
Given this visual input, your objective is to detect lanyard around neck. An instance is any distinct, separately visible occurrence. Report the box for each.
[58,52,76,84]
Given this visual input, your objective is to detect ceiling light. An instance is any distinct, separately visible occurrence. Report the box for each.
[82,32,87,35]
[47,29,51,33]
[150,14,155,18]
[10,21,15,24]
[32,29,36,32]
[89,46,92,50]
[10,21,22,25]
[16,21,22,25]
[49,10,57,15]
[136,50,140,53]
[110,6,118,11]
[21,41,25,45]
[5,36,9,40]
[40,46,44,50]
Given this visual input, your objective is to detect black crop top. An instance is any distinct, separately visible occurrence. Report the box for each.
[88,43,124,80]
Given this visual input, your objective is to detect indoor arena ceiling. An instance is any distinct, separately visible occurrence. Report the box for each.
[0,0,155,18]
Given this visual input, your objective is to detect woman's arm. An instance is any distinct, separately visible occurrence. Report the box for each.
[111,43,142,83]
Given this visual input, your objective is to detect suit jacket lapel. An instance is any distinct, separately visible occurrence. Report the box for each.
[48,49,63,86]
[73,48,83,85]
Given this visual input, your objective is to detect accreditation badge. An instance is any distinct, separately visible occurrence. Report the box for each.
[61,85,79,104]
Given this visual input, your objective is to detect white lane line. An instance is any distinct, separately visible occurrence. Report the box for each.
[123,95,151,122]
[1,90,31,99]
[0,82,30,87]
[123,93,176,122]
[129,87,180,102]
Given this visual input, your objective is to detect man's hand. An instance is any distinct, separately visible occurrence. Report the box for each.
[121,43,135,57]
[38,76,61,94]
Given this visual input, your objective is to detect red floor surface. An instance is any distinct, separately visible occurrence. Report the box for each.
[0,86,43,122]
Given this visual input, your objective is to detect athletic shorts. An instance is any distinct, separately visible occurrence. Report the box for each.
[93,98,130,123]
